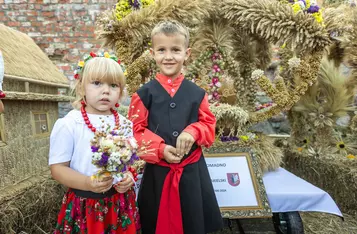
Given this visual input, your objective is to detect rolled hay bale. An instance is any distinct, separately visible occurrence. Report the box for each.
[0,170,65,234]
[284,150,357,216]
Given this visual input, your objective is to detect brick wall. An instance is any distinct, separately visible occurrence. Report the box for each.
[0,0,117,79]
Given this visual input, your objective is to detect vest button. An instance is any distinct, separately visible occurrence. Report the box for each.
[172,131,179,137]
[170,102,176,108]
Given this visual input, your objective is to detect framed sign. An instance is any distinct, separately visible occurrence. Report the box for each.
[204,147,271,219]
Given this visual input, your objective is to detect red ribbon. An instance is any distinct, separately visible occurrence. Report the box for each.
[155,148,202,234]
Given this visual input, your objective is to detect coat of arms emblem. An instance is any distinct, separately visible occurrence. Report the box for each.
[227,173,240,186]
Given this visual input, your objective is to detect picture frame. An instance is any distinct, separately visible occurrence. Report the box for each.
[204,147,272,219]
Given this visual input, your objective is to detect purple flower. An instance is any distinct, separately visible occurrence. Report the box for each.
[129,0,141,9]
[121,164,127,173]
[307,5,319,13]
[132,153,139,160]
[91,146,99,152]
[98,153,109,167]
[129,157,134,164]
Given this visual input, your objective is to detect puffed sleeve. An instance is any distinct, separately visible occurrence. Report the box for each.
[183,94,216,148]
[48,118,74,165]
[128,93,166,164]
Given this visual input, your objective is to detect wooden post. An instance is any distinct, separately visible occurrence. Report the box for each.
[25,81,29,92]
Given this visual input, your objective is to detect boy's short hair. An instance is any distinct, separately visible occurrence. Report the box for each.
[151,20,190,47]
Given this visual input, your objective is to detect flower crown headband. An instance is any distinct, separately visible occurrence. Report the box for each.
[74,52,125,80]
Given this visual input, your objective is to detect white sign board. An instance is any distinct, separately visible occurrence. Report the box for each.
[205,154,261,209]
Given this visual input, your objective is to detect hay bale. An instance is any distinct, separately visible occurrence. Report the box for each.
[284,150,357,216]
[0,171,65,234]
[300,212,357,234]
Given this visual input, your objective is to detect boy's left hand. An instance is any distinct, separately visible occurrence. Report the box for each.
[176,132,195,157]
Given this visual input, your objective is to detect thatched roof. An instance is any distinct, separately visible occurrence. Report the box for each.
[0,24,68,85]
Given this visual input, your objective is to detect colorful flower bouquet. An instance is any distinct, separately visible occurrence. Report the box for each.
[90,126,146,182]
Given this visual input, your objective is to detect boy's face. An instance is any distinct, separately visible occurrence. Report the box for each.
[150,33,190,79]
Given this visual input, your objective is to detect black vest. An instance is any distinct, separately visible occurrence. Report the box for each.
[137,79,205,147]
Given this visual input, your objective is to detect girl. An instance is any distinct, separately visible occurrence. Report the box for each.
[49,52,140,234]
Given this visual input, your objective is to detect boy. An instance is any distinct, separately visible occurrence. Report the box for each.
[128,20,223,234]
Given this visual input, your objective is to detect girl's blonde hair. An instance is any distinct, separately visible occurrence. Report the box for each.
[72,57,125,109]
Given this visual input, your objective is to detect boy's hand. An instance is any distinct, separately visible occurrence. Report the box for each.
[163,145,181,163]
[86,175,113,193]
[114,172,134,193]
[176,132,195,156]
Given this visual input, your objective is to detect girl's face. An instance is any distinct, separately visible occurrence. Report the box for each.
[84,80,121,115]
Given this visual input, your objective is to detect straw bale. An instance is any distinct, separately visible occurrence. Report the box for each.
[0,171,65,234]
[284,150,357,216]
[0,24,68,85]
[300,212,357,234]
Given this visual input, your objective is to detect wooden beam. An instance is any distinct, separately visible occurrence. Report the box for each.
[3,91,74,102]
[4,74,70,88]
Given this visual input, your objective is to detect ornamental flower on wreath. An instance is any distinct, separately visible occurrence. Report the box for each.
[307,146,332,158]
[347,154,356,160]
[308,107,334,127]
[115,0,155,21]
[288,0,324,25]
[331,133,357,157]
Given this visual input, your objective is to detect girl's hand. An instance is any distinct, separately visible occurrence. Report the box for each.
[85,175,113,193]
[114,172,134,193]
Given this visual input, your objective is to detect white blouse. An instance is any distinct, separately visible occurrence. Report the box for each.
[49,109,133,184]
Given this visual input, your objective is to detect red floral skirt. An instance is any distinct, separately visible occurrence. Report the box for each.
[54,188,140,234]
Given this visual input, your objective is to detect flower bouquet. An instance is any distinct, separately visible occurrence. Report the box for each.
[90,126,146,182]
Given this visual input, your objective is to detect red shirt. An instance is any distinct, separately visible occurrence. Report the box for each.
[128,73,216,164]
